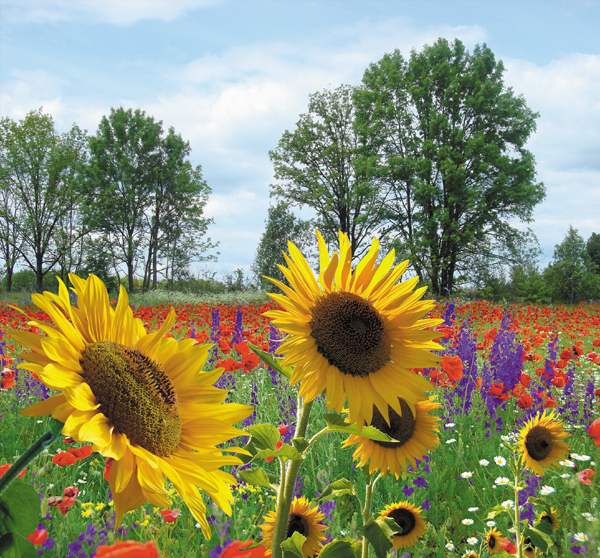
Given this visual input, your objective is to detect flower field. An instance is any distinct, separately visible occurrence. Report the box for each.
[1,289,600,558]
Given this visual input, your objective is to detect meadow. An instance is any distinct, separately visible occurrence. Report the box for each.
[1,293,600,558]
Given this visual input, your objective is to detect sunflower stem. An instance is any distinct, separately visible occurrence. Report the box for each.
[513,455,523,558]
[360,473,380,558]
[0,418,64,497]
[270,397,314,558]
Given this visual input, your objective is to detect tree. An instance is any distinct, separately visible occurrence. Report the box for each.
[587,232,600,274]
[251,201,314,291]
[0,109,87,292]
[354,39,545,296]
[269,84,386,258]
[545,225,600,303]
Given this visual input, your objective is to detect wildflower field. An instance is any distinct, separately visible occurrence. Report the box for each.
[1,260,600,557]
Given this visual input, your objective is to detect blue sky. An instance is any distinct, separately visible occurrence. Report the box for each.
[1,0,599,279]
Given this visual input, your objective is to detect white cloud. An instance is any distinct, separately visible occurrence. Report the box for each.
[1,0,214,25]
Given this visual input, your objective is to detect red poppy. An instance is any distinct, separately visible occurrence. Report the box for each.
[67,445,93,460]
[517,393,533,409]
[577,469,594,486]
[1,368,16,389]
[218,339,231,354]
[265,440,283,463]
[63,486,79,498]
[499,538,517,554]
[589,419,600,441]
[440,355,463,382]
[27,527,48,546]
[52,451,77,467]
[195,330,210,343]
[242,352,260,373]
[219,540,268,558]
[489,382,511,400]
[520,373,531,387]
[215,358,244,373]
[0,463,27,479]
[95,540,160,558]
[277,424,289,436]
[233,341,250,355]
[160,509,180,523]
[104,457,114,482]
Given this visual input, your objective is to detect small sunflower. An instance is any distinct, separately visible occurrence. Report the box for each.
[342,397,440,477]
[523,537,536,558]
[13,274,253,537]
[485,528,503,554]
[537,508,560,532]
[462,553,479,558]
[378,501,426,550]
[260,496,326,558]
[517,410,569,475]
[265,230,441,428]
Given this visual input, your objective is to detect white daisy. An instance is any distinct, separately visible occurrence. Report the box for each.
[494,456,507,466]
[559,459,575,468]
[479,459,490,466]
[468,507,479,512]
[446,438,457,444]
[445,423,455,428]
[462,518,474,525]
[445,542,455,551]
[574,454,591,462]
[540,486,555,495]
[501,500,514,510]
[486,520,496,527]
[573,533,588,542]
[561,473,571,478]
[467,537,478,545]
[495,477,510,486]
[461,471,474,479]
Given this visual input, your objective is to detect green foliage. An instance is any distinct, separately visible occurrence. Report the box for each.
[0,478,39,558]
[587,232,600,274]
[354,39,544,296]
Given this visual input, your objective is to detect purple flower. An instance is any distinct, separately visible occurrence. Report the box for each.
[413,476,427,489]
[402,485,414,497]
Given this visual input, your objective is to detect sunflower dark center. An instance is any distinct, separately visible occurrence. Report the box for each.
[371,399,416,448]
[310,291,389,377]
[488,534,497,548]
[540,514,554,528]
[387,508,416,536]
[524,425,553,461]
[286,513,309,539]
[80,340,181,457]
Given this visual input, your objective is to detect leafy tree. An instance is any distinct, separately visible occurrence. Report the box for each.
[354,39,545,296]
[269,85,386,258]
[0,109,87,292]
[251,201,314,291]
[587,232,600,274]
[545,225,600,303]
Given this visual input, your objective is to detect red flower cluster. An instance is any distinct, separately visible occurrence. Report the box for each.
[48,485,80,515]
[160,509,180,523]
[1,367,15,389]
[95,540,160,557]
[0,463,26,479]
[52,445,94,466]
[219,540,268,558]
[27,526,49,546]
[589,419,600,447]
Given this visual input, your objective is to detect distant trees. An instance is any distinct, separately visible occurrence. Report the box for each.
[0,107,216,293]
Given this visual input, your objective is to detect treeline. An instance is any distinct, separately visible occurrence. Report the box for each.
[0,107,216,294]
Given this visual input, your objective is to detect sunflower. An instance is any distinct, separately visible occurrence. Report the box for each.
[523,537,536,558]
[462,553,479,558]
[537,508,560,532]
[265,230,441,428]
[378,501,426,550]
[13,274,253,537]
[342,396,440,477]
[517,410,569,476]
[485,528,503,554]
[260,496,326,558]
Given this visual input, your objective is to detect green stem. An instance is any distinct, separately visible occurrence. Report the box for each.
[0,418,64,496]
[361,474,381,558]
[513,457,523,558]
[270,397,314,558]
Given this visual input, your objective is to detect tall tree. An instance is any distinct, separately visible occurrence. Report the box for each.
[0,109,87,292]
[251,201,314,291]
[269,84,386,258]
[587,232,600,274]
[545,225,600,303]
[85,107,162,293]
[354,39,545,295]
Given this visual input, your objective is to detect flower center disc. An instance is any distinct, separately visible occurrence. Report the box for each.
[80,340,181,457]
[286,513,309,539]
[524,425,552,461]
[388,508,416,536]
[370,399,416,448]
[310,291,389,377]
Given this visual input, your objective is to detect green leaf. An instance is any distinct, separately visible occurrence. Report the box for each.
[247,424,281,450]
[318,539,358,558]
[238,468,279,492]
[253,444,302,463]
[314,479,357,502]
[0,478,41,558]
[281,531,306,558]
[291,437,310,454]
[323,414,398,442]
[249,343,293,379]
[522,524,553,553]
[485,505,510,520]
[362,516,401,558]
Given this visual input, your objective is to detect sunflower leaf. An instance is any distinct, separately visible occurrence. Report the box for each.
[253,444,302,463]
[318,539,358,558]
[0,478,40,558]
[249,343,293,379]
[247,424,281,450]
[238,468,279,492]
[362,517,401,558]
[522,524,553,552]
[485,505,510,520]
[291,437,310,454]
[322,414,398,442]
[314,479,356,502]
[281,531,306,557]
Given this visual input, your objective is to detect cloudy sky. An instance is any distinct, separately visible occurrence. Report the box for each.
[1,0,598,278]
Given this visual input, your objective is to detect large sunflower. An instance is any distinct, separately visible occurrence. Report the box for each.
[537,508,560,532]
[485,528,504,554]
[13,274,253,537]
[265,230,441,427]
[342,397,440,477]
[517,410,569,476]
[378,501,426,550]
[259,496,326,558]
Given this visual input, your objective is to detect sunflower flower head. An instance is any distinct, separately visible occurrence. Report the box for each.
[13,274,253,537]
[378,501,426,550]
[517,410,569,476]
[485,527,504,554]
[265,230,442,428]
[259,496,326,558]
[537,508,560,532]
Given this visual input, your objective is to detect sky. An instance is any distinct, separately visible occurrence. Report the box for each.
[1,0,599,280]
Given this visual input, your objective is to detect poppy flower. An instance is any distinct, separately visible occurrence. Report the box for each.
[242,352,260,373]
[160,509,180,523]
[0,463,26,479]
[518,393,533,409]
[233,341,250,355]
[277,424,289,436]
[499,538,517,554]
[440,355,463,382]
[577,469,594,486]
[95,540,160,557]
[27,527,48,546]
[589,418,600,440]
[52,451,77,467]
[265,440,283,463]
[63,486,79,498]
[104,457,114,482]
[520,373,531,387]
[219,540,268,558]
[67,445,94,460]
[1,368,16,389]
[218,339,231,354]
